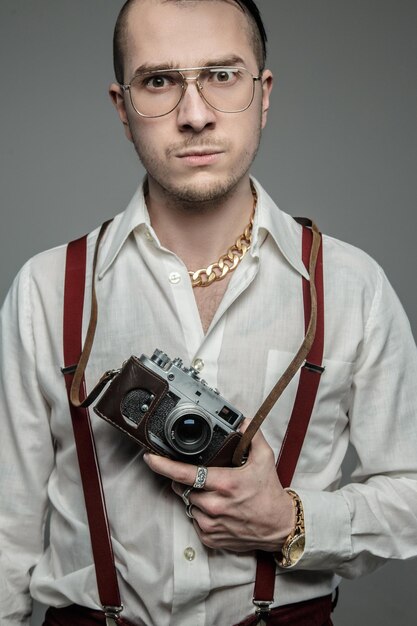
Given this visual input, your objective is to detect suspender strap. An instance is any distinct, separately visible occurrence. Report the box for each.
[252,223,325,616]
[277,223,325,485]
[62,230,123,619]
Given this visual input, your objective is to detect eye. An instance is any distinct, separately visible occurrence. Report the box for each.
[209,68,239,84]
[145,74,174,90]
[134,72,180,92]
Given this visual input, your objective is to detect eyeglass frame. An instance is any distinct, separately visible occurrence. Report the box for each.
[119,65,263,118]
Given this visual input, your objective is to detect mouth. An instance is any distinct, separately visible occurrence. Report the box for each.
[175,149,224,166]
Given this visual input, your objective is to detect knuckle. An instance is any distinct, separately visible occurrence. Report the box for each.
[217,477,234,498]
[200,533,216,549]
[198,517,214,534]
[206,501,222,518]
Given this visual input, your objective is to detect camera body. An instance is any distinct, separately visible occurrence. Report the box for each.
[94,349,245,466]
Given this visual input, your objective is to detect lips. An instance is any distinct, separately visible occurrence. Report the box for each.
[176,149,222,156]
[175,149,223,166]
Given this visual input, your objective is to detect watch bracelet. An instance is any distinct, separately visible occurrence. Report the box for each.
[275,489,305,568]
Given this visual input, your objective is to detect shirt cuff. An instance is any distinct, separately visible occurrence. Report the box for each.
[286,489,353,570]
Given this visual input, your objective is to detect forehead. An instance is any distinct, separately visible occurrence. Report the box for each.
[123,0,256,74]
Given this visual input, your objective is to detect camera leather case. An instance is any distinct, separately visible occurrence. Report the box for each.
[94,356,243,467]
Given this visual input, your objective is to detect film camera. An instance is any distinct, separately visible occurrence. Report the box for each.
[94,349,245,466]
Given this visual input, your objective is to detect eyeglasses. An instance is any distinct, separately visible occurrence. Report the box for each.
[120,66,261,118]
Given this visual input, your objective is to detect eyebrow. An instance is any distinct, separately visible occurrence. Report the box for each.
[131,55,247,77]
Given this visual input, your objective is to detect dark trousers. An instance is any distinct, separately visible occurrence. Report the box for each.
[43,605,133,625]
[43,594,333,626]
[234,594,333,625]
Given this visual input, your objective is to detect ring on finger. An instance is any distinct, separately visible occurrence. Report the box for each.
[181,487,193,506]
[193,466,208,489]
[186,504,195,519]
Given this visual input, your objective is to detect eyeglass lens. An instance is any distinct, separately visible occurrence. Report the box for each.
[129,67,256,117]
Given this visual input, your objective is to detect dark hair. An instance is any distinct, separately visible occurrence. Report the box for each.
[113,0,268,84]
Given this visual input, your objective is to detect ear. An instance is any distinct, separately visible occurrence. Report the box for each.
[260,69,273,129]
[109,82,133,142]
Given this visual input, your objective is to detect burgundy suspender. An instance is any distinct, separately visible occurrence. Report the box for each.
[277,225,325,485]
[62,223,324,624]
[62,235,123,623]
[252,225,325,620]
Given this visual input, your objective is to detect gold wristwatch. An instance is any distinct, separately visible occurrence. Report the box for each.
[275,489,305,568]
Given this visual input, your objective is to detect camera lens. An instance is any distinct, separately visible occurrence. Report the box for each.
[176,416,204,443]
[165,404,212,456]
[172,414,211,454]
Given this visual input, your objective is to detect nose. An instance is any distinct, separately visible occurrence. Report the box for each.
[176,78,216,133]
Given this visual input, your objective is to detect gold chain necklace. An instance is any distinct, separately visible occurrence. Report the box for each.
[189,185,257,288]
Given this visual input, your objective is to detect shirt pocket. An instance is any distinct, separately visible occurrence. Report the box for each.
[261,349,353,474]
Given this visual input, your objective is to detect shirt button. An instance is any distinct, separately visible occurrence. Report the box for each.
[184,547,196,561]
[169,272,182,284]
[144,228,153,242]
[192,358,205,372]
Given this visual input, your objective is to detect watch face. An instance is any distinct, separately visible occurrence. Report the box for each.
[288,534,305,564]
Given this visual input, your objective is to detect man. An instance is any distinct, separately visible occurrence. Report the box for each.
[0,1,416,625]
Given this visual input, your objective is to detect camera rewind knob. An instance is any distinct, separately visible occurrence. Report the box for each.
[151,349,171,368]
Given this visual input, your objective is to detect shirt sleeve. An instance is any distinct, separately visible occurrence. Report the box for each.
[0,260,55,624]
[293,265,417,577]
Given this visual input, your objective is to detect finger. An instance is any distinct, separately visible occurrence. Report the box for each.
[191,515,226,551]
[191,508,218,532]
[188,489,225,517]
[144,453,194,483]
[171,481,188,497]
[144,453,216,490]
[171,482,222,522]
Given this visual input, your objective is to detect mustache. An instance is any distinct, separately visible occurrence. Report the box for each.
[166,138,229,157]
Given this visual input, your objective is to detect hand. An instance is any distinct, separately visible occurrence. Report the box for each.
[143,423,295,552]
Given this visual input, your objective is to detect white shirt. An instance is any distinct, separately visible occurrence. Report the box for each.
[1,178,416,626]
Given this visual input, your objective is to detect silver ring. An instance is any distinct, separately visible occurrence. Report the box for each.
[186,504,195,519]
[181,487,193,506]
[193,466,208,489]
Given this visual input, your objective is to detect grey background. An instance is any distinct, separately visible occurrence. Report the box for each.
[0,1,416,624]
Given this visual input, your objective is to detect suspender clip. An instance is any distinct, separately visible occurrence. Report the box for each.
[103,604,124,625]
[253,599,273,625]
[253,599,274,615]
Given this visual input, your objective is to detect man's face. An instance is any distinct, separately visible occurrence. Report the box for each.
[110,0,273,204]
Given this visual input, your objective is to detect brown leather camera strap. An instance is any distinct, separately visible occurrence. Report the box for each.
[231,218,321,465]
[251,222,324,623]
[62,226,123,624]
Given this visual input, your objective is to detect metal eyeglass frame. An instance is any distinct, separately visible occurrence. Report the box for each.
[119,66,262,118]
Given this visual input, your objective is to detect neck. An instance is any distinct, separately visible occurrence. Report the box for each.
[145,175,255,271]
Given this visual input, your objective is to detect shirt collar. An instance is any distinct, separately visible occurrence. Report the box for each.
[250,177,309,280]
[98,181,150,280]
[98,176,309,281]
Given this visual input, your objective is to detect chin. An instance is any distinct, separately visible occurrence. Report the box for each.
[160,173,247,205]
